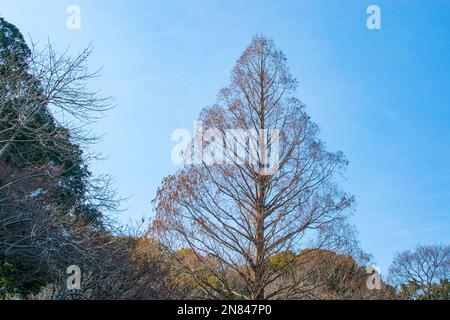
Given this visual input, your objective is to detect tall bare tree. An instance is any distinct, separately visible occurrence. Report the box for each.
[152,35,357,299]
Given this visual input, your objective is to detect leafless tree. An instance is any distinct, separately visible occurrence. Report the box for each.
[0,17,122,298]
[0,42,110,159]
[0,37,116,216]
[388,244,449,299]
[31,234,178,300]
[152,35,358,299]
[0,151,123,299]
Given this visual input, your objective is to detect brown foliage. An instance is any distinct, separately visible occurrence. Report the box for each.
[152,35,358,299]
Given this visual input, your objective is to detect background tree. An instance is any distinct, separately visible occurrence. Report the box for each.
[0,16,120,299]
[388,244,449,300]
[30,233,177,300]
[285,248,396,299]
[152,35,362,299]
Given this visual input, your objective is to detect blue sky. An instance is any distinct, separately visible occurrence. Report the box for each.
[1,0,449,275]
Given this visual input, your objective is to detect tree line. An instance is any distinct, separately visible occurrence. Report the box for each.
[0,17,448,300]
